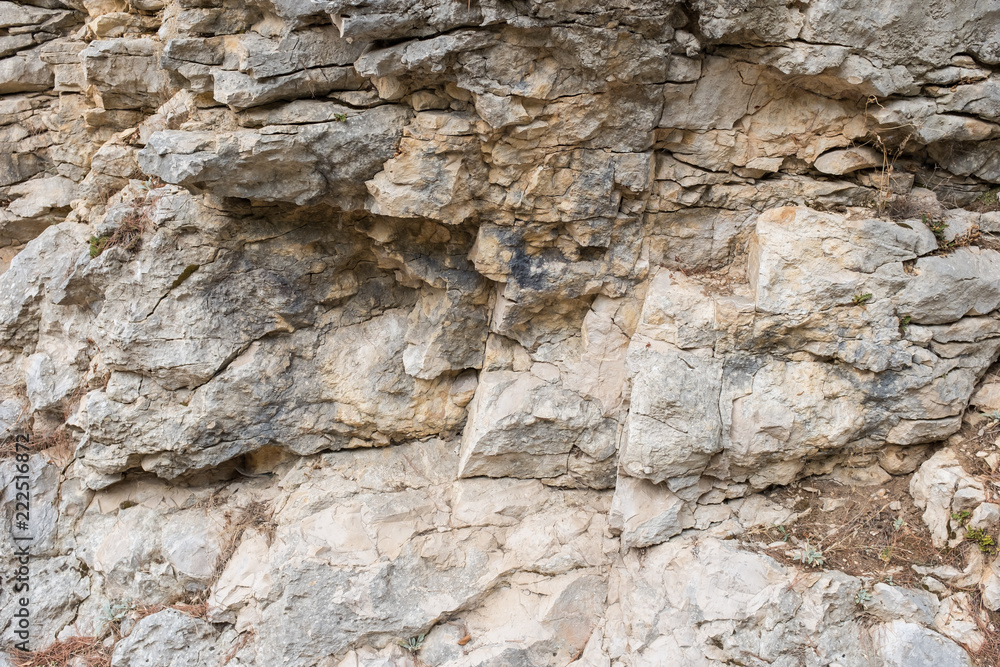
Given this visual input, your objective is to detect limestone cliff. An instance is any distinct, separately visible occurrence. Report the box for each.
[3,0,1000,664]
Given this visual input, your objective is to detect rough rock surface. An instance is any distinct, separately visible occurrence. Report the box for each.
[3,0,1000,664]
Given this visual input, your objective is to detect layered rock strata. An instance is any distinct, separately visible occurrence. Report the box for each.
[3,0,1000,664]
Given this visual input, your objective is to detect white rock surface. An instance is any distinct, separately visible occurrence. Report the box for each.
[911,449,987,548]
[3,0,1000,663]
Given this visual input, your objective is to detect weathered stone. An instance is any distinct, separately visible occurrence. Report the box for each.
[601,536,972,666]
[911,449,987,548]
[750,206,937,316]
[885,417,963,445]
[0,48,53,94]
[878,444,932,475]
[969,502,1000,533]
[814,146,883,175]
[138,105,411,206]
[1,0,998,663]
[211,66,364,110]
[81,39,173,109]
[608,476,694,548]
[110,610,218,667]
[896,248,1000,324]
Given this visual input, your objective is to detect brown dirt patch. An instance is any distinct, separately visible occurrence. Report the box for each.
[748,474,964,589]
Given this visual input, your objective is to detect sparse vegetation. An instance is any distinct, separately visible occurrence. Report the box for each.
[11,636,113,667]
[924,213,949,243]
[746,413,1000,667]
[862,96,913,218]
[916,213,985,255]
[852,293,873,306]
[399,634,426,653]
[965,528,998,555]
[89,234,111,258]
[750,477,957,588]
[968,188,1000,213]
[213,499,275,581]
[89,183,164,259]
[798,542,826,567]
[89,208,147,257]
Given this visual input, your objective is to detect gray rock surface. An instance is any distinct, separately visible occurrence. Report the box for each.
[4,0,1000,664]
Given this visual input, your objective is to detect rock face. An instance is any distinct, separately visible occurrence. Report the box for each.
[3,0,1000,664]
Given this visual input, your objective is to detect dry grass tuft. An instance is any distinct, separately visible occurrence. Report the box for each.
[89,184,164,259]
[10,635,113,667]
[0,437,18,459]
[881,192,927,220]
[214,500,275,579]
[220,630,255,666]
[7,600,208,667]
[34,427,76,466]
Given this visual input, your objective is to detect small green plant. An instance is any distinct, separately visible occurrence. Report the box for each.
[923,214,950,245]
[137,177,163,192]
[883,574,895,586]
[985,410,1000,422]
[334,113,348,122]
[972,188,1000,212]
[951,510,972,525]
[89,234,111,258]
[965,528,998,554]
[892,516,905,531]
[776,525,791,542]
[852,293,873,306]
[100,598,133,627]
[898,315,911,333]
[855,588,873,605]
[798,542,826,568]
[398,634,426,653]
[878,546,893,562]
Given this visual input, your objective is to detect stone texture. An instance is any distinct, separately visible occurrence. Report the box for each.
[110,610,219,666]
[3,0,1000,663]
[138,105,411,207]
[911,449,987,548]
[600,536,972,667]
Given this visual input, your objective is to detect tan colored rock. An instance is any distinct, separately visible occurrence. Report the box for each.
[971,381,1000,411]
[814,146,883,175]
[911,449,987,548]
[3,0,1000,663]
[878,444,932,475]
[81,39,174,109]
[886,417,963,445]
